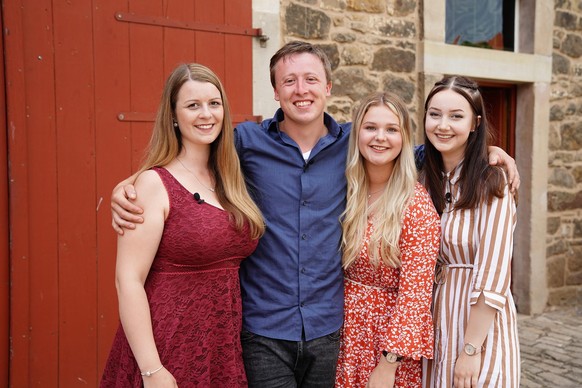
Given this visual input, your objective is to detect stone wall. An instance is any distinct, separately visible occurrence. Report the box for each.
[547,1,582,307]
[280,0,420,131]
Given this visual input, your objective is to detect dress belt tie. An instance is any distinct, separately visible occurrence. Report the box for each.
[434,263,474,285]
[345,277,397,292]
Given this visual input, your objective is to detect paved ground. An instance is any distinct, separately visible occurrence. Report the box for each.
[518,306,582,387]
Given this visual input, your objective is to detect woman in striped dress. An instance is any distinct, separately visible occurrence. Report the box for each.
[421,76,520,388]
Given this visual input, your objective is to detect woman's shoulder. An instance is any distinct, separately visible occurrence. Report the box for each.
[133,168,167,202]
[403,182,439,219]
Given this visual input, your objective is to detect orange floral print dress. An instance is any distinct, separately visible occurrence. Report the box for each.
[335,183,441,387]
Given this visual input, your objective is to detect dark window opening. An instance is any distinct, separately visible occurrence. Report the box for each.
[446,0,516,51]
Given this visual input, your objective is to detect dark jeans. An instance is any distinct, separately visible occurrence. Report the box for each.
[241,328,341,388]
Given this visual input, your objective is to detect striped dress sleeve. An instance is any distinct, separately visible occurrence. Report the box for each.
[470,176,517,311]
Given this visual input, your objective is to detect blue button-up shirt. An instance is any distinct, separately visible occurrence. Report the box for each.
[235,109,351,341]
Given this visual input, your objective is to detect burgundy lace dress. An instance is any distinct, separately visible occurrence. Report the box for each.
[101,167,258,387]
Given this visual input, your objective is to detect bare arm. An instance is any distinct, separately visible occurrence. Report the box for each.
[115,171,176,386]
[111,172,144,235]
[453,294,496,388]
[366,357,398,388]
[487,146,520,192]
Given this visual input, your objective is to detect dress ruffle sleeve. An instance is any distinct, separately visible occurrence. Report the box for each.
[381,183,441,360]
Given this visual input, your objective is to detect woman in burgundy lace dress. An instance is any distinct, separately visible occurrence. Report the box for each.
[100,64,264,387]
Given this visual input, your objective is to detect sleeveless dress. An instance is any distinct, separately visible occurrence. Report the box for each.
[101,167,258,387]
[422,165,520,387]
[335,183,441,387]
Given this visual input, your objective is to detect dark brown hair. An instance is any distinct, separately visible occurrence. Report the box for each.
[421,75,506,213]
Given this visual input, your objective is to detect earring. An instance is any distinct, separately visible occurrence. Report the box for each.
[173,121,178,128]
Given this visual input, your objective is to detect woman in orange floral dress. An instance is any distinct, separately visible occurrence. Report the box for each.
[335,92,441,388]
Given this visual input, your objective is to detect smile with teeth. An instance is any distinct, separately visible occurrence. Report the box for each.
[196,124,213,129]
[371,145,388,151]
[436,133,453,139]
[295,101,311,107]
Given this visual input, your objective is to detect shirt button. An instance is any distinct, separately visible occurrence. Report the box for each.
[302,234,307,240]
[300,302,305,307]
[301,268,306,274]
[302,201,307,206]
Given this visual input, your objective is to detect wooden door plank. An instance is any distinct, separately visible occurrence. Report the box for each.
[163,0,196,74]
[224,0,254,120]
[93,0,132,378]
[2,2,30,385]
[195,0,226,81]
[4,0,61,385]
[0,5,10,388]
[52,0,97,384]
[128,1,165,171]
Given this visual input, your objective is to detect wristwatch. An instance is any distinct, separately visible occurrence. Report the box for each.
[463,343,483,356]
[382,350,403,363]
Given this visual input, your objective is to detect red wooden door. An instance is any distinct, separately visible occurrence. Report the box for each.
[2,1,255,386]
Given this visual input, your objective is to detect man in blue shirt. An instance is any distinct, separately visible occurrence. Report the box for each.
[111,41,519,387]
[234,42,348,387]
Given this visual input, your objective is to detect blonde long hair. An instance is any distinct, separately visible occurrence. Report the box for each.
[139,63,264,238]
[342,92,417,268]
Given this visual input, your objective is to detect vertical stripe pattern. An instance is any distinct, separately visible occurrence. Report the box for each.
[422,165,520,387]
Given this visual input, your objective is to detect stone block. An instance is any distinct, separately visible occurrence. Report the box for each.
[371,47,415,72]
[547,257,566,288]
[346,0,384,13]
[555,11,578,30]
[332,68,378,101]
[561,121,582,150]
[562,34,582,58]
[548,191,582,212]
[285,3,331,39]
[552,53,571,75]
[549,167,576,188]
[381,75,415,103]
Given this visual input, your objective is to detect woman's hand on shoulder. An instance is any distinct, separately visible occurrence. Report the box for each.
[111,173,144,235]
[487,146,520,193]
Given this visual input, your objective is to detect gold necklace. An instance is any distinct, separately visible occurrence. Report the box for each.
[177,157,215,192]
[367,188,384,198]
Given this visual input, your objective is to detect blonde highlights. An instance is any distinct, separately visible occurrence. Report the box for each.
[341,92,417,269]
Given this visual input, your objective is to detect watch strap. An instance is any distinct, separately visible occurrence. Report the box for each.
[382,350,404,363]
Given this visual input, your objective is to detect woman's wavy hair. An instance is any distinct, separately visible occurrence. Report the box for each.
[341,91,417,269]
[420,75,506,214]
[139,63,264,238]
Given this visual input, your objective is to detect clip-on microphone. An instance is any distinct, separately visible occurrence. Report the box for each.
[193,192,205,204]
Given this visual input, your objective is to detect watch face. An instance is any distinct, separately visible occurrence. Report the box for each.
[464,343,476,355]
[385,352,398,363]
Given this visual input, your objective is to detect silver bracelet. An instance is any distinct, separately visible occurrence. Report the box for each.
[140,365,164,377]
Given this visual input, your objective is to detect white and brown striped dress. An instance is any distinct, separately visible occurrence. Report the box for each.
[422,164,520,388]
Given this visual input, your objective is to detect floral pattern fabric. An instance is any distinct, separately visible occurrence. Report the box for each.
[336,183,441,387]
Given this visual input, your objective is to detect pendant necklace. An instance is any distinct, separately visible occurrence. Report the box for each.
[177,157,215,192]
